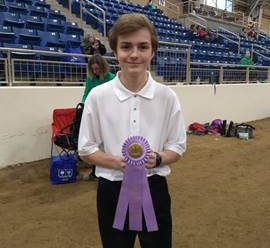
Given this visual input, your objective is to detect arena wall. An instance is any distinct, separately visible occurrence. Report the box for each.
[1,84,270,168]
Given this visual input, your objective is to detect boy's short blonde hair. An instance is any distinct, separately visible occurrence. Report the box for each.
[108,13,158,53]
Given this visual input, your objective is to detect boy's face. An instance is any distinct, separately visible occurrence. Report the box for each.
[115,28,154,77]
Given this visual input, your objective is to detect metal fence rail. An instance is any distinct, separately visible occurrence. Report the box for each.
[153,41,191,83]
[11,59,87,85]
[0,58,8,85]
[0,47,270,86]
[189,63,270,84]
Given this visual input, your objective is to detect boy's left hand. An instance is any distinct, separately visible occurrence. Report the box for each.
[145,151,156,169]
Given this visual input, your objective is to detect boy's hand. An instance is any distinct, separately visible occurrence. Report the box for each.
[113,156,126,171]
[145,151,157,169]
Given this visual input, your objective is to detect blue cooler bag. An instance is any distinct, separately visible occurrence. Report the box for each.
[50,154,77,184]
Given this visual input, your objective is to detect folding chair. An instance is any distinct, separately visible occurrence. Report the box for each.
[51,107,77,156]
[50,107,77,184]
[51,103,84,153]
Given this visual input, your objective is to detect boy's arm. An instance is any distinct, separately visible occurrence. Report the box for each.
[145,91,187,169]
[145,150,180,169]
[80,151,125,171]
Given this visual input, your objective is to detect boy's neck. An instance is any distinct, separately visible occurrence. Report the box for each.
[119,72,148,93]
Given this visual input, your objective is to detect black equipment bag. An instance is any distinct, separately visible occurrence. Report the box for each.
[71,103,84,149]
[235,123,255,139]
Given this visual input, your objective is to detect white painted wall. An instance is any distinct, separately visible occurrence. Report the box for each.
[1,84,270,168]
[0,87,83,169]
[173,84,270,125]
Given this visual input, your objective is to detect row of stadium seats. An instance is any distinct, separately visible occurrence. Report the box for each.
[0,16,83,35]
[0,27,82,47]
[0,43,87,65]
[0,0,84,50]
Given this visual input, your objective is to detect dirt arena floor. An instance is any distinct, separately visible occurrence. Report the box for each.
[0,118,269,248]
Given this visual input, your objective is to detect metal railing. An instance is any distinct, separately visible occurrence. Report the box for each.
[218,27,241,53]
[189,13,208,28]
[83,0,106,36]
[251,43,270,66]
[156,0,180,19]
[1,46,270,86]
[189,62,270,84]
[258,31,270,42]
[180,1,246,26]
[65,0,106,36]
[0,47,90,86]
[154,41,191,84]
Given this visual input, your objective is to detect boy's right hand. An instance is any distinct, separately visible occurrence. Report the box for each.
[113,156,126,171]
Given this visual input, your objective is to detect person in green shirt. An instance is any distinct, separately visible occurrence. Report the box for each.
[240,50,254,67]
[82,54,115,179]
[82,54,115,103]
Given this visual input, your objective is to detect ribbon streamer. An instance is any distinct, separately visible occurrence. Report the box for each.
[113,136,158,232]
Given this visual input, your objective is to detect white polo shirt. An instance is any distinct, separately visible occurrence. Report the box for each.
[78,72,186,181]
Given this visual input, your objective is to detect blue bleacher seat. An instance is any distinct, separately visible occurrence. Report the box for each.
[34,0,50,9]
[13,27,41,45]
[3,43,31,49]
[7,2,28,15]
[65,22,83,36]
[2,43,36,59]
[71,0,80,17]
[21,15,45,31]
[48,10,66,22]
[33,45,64,61]
[46,18,65,33]
[0,1,7,12]
[59,33,81,47]
[0,26,15,43]
[1,12,24,28]
[38,31,64,48]
[17,0,33,4]
[29,5,48,18]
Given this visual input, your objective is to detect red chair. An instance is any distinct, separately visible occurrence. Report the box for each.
[51,108,77,156]
[50,107,80,184]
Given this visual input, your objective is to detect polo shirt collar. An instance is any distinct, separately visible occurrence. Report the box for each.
[113,71,156,102]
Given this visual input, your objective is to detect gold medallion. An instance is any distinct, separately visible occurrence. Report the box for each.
[128,143,143,158]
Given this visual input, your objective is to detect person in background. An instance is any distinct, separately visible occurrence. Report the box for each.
[146,0,157,11]
[188,24,198,39]
[81,34,107,56]
[197,26,209,40]
[247,28,257,40]
[240,50,254,67]
[82,54,115,103]
[241,27,247,38]
[208,7,217,17]
[82,54,115,179]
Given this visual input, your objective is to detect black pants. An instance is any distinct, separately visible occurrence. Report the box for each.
[97,175,172,248]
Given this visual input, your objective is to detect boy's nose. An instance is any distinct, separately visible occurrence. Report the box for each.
[130,47,139,56]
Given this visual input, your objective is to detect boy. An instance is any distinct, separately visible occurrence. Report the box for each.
[78,13,186,248]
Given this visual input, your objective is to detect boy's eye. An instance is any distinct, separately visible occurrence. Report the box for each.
[120,45,130,50]
[120,46,150,50]
[140,45,150,50]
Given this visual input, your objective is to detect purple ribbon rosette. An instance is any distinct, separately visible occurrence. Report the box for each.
[113,136,158,232]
